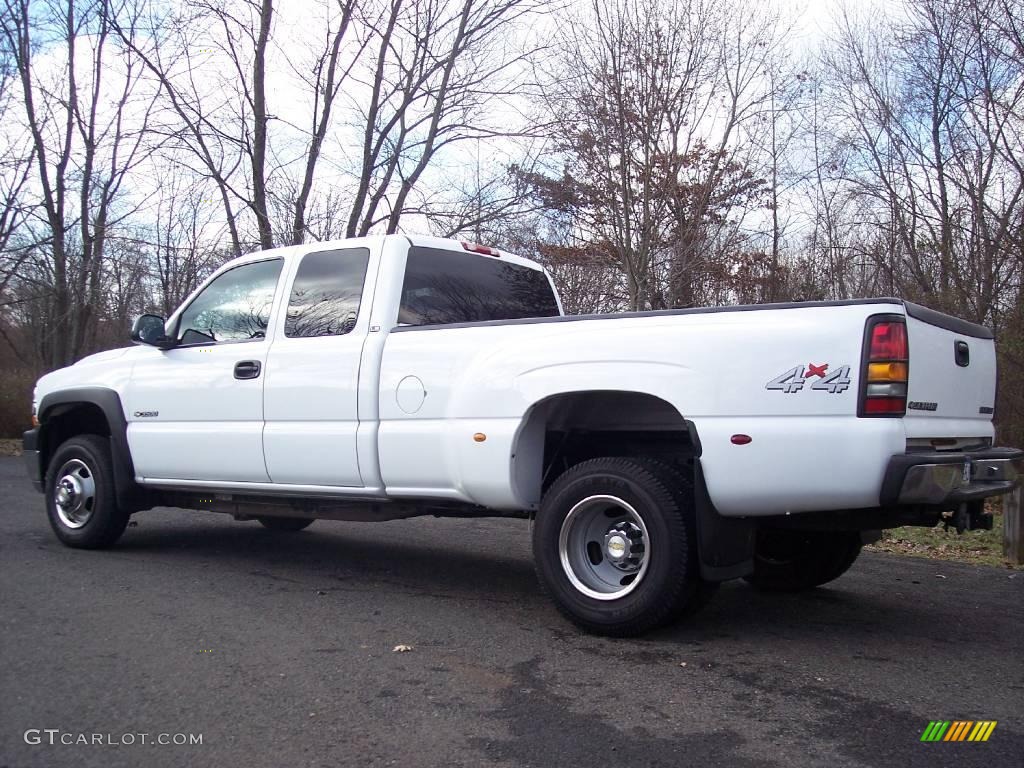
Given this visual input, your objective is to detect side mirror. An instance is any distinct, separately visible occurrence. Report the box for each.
[130,314,175,349]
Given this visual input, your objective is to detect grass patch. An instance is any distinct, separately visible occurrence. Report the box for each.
[867,512,1021,570]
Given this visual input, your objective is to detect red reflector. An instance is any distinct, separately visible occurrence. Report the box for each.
[869,322,908,361]
[461,240,500,257]
[864,397,906,415]
[730,434,752,445]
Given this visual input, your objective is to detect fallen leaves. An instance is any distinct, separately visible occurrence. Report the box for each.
[866,516,1022,570]
[392,644,414,653]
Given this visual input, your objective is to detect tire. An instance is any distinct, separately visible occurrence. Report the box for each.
[533,457,711,637]
[45,435,130,549]
[256,517,314,532]
[744,530,862,592]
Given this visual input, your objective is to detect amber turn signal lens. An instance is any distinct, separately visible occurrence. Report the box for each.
[867,362,908,382]
[473,433,487,442]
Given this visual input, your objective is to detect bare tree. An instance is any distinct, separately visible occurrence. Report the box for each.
[0,21,35,293]
[1,0,158,367]
[821,0,1022,322]
[800,0,1023,445]
[283,0,361,245]
[514,0,776,311]
[146,172,224,314]
[114,0,275,254]
[344,0,549,237]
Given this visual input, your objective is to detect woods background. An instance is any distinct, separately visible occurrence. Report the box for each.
[0,0,1021,447]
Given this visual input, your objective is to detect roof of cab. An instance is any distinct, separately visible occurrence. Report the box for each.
[221,234,546,273]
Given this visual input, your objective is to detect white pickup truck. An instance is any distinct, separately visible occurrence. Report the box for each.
[23,235,1022,635]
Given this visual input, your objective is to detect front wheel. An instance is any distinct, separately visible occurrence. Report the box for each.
[744,530,862,592]
[45,435,130,549]
[533,457,711,637]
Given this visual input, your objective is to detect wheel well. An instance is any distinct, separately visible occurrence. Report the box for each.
[39,403,111,474]
[512,391,698,507]
[34,390,150,513]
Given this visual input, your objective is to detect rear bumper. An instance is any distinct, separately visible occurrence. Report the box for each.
[23,428,42,492]
[881,446,1022,506]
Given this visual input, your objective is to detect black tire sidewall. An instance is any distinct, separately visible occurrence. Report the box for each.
[45,435,127,549]
[533,459,695,634]
[748,530,862,591]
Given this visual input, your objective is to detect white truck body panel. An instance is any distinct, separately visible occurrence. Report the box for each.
[376,303,915,514]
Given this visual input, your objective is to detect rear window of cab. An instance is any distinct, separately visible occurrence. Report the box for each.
[398,247,560,326]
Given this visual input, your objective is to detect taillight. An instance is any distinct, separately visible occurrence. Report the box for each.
[859,315,908,417]
[868,322,907,361]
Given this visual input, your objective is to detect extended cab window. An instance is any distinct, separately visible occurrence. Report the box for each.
[285,248,370,337]
[176,259,283,345]
[398,247,559,326]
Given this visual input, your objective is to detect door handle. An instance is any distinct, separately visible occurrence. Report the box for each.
[954,340,970,367]
[234,360,261,380]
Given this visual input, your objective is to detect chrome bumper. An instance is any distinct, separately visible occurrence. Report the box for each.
[881,447,1022,506]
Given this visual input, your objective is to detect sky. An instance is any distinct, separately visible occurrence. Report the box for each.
[1,0,903,254]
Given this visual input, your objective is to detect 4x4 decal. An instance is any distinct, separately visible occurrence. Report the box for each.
[766,363,852,394]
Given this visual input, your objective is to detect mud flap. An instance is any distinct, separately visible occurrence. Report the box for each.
[694,461,755,581]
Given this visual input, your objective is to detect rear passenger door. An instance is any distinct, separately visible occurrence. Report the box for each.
[261,245,374,487]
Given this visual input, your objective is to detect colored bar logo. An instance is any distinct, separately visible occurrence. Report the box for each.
[921,721,997,742]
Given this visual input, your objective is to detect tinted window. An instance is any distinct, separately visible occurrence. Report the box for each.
[285,248,370,338]
[176,259,283,344]
[398,247,559,326]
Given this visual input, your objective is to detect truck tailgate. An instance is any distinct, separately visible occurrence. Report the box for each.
[902,303,997,440]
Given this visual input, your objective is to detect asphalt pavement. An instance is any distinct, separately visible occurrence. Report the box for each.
[1,456,1021,768]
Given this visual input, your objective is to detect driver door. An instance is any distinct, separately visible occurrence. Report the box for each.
[125,257,285,483]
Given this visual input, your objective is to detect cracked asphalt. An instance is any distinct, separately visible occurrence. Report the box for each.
[1,456,1022,767]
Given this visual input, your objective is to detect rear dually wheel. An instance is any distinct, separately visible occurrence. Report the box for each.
[533,457,714,637]
[744,530,863,592]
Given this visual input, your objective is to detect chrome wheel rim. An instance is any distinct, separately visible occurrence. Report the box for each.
[558,494,650,600]
[53,458,96,529]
